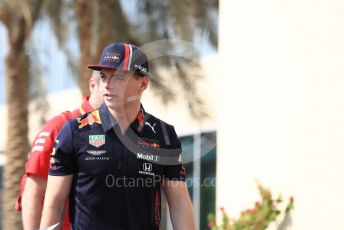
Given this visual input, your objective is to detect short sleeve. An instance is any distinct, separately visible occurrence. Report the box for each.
[26,114,69,178]
[162,126,186,181]
[49,121,77,176]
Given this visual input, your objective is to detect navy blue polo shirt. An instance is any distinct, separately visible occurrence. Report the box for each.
[49,103,186,230]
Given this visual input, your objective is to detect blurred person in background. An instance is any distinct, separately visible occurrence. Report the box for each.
[17,70,104,230]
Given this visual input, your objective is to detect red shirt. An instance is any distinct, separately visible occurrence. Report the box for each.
[16,96,94,230]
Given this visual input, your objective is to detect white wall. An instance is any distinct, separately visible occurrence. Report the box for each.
[217,0,344,229]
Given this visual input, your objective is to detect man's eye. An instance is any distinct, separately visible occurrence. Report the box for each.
[100,74,106,79]
[113,74,125,80]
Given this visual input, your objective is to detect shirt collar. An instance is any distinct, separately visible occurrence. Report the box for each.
[80,95,94,114]
[99,103,146,133]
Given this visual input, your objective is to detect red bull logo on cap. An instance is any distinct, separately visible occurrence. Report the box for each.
[104,53,121,63]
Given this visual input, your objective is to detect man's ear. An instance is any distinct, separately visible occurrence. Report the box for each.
[89,78,96,93]
[139,76,149,93]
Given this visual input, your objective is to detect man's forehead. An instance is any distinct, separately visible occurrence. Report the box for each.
[100,68,132,75]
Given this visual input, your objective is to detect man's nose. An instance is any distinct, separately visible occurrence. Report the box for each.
[104,76,112,88]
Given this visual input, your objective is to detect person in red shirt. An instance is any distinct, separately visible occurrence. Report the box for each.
[17,71,104,230]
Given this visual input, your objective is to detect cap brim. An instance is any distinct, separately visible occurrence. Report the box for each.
[87,64,118,71]
[87,64,150,77]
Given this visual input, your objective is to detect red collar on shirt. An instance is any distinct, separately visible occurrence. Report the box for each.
[79,96,94,115]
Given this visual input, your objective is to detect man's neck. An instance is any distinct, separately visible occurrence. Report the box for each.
[108,102,140,134]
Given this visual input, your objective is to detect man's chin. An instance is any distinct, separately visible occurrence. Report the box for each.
[104,99,137,110]
[104,101,124,110]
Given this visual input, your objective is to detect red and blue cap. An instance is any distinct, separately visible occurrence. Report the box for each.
[88,42,150,76]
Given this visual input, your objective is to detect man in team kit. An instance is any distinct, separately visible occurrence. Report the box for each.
[40,42,195,230]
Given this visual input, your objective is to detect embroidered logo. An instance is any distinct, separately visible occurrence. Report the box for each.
[145,122,157,133]
[77,110,102,129]
[137,153,160,162]
[87,150,106,155]
[137,140,160,149]
[104,53,121,63]
[139,163,155,176]
[143,163,152,172]
[89,135,105,148]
